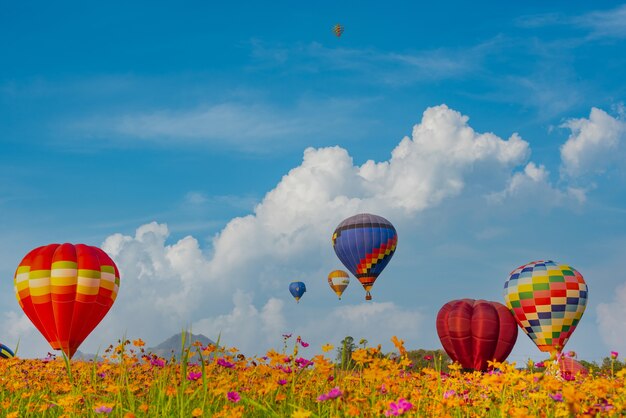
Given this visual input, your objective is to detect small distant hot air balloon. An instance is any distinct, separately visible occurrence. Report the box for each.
[559,357,589,380]
[332,23,344,38]
[504,260,588,354]
[0,343,14,359]
[328,270,350,300]
[14,243,120,359]
[289,281,306,303]
[436,299,518,371]
[332,213,397,300]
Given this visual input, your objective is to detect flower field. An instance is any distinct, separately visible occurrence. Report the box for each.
[0,335,624,417]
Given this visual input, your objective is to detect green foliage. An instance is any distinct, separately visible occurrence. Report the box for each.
[405,349,452,372]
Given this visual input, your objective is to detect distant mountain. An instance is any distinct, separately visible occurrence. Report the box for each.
[148,332,215,359]
[72,332,215,361]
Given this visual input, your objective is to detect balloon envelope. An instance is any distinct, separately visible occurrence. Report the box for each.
[503,260,587,354]
[332,213,397,300]
[289,281,306,302]
[559,357,589,380]
[333,24,344,37]
[0,343,14,359]
[436,299,518,371]
[328,270,350,299]
[14,243,120,358]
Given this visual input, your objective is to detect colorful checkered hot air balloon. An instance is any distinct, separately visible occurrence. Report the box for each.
[332,213,397,301]
[328,270,350,300]
[503,260,588,354]
[14,243,120,358]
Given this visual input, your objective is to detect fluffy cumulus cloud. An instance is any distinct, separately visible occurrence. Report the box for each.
[85,105,544,353]
[21,104,606,357]
[597,283,626,351]
[560,107,626,178]
[489,162,586,206]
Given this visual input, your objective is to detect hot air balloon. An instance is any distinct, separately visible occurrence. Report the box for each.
[14,243,120,358]
[289,281,306,303]
[332,213,397,300]
[328,270,350,300]
[332,23,344,37]
[0,343,14,359]
[436,299,518,371]
[559,357,588,380]
[503,260,587,354]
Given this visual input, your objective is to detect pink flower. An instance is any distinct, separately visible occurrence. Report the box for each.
[295,357,314,368]
[150,358,165,368]
[550,393,563,402]
[443,390,456,399]
[187,371,202,381]
[535,361,545,368]
[385,398,413,416]
[379,384,388,394]
[611,351,619,359]
[317,387,342,401]
[94,405,113,414]
[566,351,576,358]
[278,379,287,386]
[227,391,241,403]
[217,358,235,369]
[282,333,292,339]
[424,355,433,361]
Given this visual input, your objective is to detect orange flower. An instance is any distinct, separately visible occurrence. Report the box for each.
[192,408,203,417]
[391,336,407,356]
[132,339,145,347]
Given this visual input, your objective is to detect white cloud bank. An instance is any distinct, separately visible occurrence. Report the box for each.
[597,283,626,352]
[6,104,617,357]
[560,107,626,178]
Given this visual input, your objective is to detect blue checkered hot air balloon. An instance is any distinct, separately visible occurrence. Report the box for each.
[332,213,398,300]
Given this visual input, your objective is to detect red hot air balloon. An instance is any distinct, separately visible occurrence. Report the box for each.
[436,299,518,371]
[14,243,120,358]
[558,357,588,380]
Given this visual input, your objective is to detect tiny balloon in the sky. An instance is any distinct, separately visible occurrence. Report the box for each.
[332,24,344,38]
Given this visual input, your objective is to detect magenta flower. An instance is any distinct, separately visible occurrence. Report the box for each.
[550,393,563,402]
[217,358,235,369]
[187,371,202,381]
[295,357,314,368]
[611,351,619,359]
[327,375,334,382]
[380,384,388,394]
[566,351,576,358]
[282,333,292,339]
[227,391,241,403]
[317,387,343,401]
[443,390,456,399]
[385,398,413,416]
[150,358,165,368]
[424,355,433,361]
[278,379,287,386]
[534,361,545,368]
[94,405,113,414]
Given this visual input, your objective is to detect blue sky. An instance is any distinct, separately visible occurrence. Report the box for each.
[2,1,626,362]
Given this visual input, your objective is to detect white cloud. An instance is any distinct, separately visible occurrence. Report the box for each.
[297,302,427,353]
[490,162,586,206]
[573,5,626,39]
[597,283,626,351]
[14,104,601,358]
[560,107,626,178]
[69,98,374,152]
